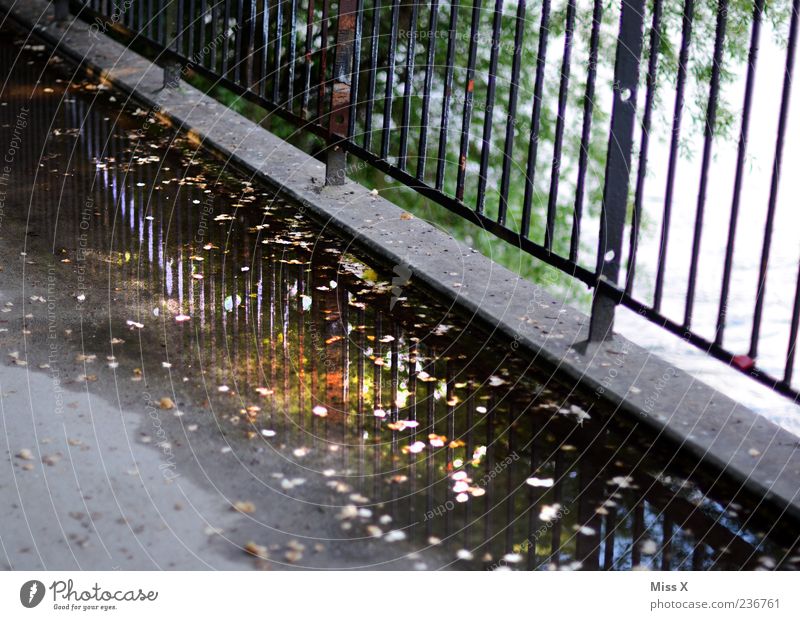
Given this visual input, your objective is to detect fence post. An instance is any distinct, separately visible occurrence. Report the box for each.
[326,0,358,186]
[54,0,69,21]
[588,0,646,342]
[163,0,182,89]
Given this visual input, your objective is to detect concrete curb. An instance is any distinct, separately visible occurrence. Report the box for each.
[4,0,799,521]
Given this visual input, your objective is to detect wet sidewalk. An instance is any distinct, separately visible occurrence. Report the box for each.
[1,27,798,570]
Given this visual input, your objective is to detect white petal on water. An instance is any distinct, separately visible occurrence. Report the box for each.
[640,539,658,555]
[408,441,426,454]
[384,530,406,542]
[607,475,634,488]
[539,503,562,522]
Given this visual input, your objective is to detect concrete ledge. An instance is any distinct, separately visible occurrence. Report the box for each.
[4,0,799,521]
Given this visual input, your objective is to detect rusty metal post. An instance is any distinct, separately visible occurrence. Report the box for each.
[163,0,182,89]
[588,0,646,342]
[54,0,69,22]
[326,0,358,186]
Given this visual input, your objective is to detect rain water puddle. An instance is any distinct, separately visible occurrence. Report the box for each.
[1,30,798,570]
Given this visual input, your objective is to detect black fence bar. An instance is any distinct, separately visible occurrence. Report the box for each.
[544,0,576,252]
[750,0,798,359]
[684,0,727,329]
[415,0,439,182]
[67,0,800,403]
[570,0,602,263]
[716,0,765,346]
[520,0,550,239]
[653,0,694,313]
[588,0,646,342]
[496,0,526,227]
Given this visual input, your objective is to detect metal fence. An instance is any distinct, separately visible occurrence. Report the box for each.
[21,75,781,568]
[65,0,800,403]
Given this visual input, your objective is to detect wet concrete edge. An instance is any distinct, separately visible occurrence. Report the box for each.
[2,0,799,521]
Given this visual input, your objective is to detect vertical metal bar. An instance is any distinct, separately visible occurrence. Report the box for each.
[569,0,603,262]
[177,0,186,55]
[454,0,483,202]
[749,0,798,359]
[398,0,420,170]
[544,0,576,251]
[210,0,220,71]
[661,516,673,570]
[272,0,284,100]
[326,0,358,185]
[475,0,504,215]
[631,501,644,567]
[302,0,316,117]
[380,0,402,159]
[363,0,382,150]
[715,0,764,345]
[259,0,271,98]
[626,0,662,295]
[235,0,247,84]
[246,0,257,88]
[54,0,69,21]
[199,0,207,61]
[234,0,244,83]
[149,0,156,40]
[222,0,233,77]
[497,0,527,226]
[549,451,564,568]
[602,506,617,569]
[434,0,459,190]
[159,0,166,45]
[588,0,646,343]
[785,262,800,384]
[139,0,146,34]
[684,0,727,328]
[317,0,330,119]
[347,0,365,138]
[520,0,551,238]
[164,0,182,88]
[188,0,197,59]
[653,0,694,312]
[415,0,440,181]
[286,0,298,105]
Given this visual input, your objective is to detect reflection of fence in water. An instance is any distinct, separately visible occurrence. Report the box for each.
[71,0,800,403]
[21,73,788,570]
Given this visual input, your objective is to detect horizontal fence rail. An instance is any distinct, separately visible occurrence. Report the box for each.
[69,0,800,403]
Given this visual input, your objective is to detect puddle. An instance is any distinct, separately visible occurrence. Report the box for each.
[1,29,798,570]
